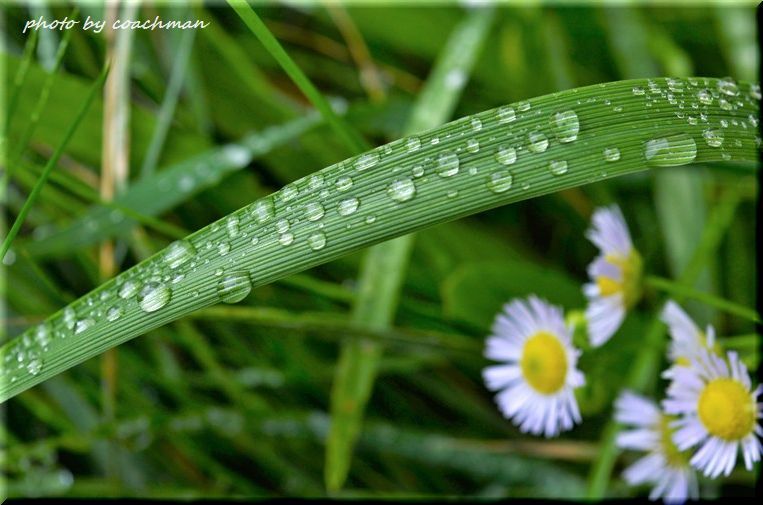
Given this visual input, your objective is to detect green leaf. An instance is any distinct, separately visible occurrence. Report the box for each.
[1,77,758,406]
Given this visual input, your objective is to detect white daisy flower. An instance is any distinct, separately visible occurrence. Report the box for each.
[483,296,585,437]
[615,390,698,503]
[663,348,763,478]
[661,300,720,379]
[583,205,642,347]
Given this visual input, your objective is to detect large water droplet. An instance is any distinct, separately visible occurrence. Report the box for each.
[63,307,76,330]
[411,165,425,178]
[717,77,739,97]
[165,240,195,269]
[118,280,139,299]
[304,202,325,221]
[697,89,713,105]
[702,129,724,148]
[603,147,621,162]
[355,152,379,171]
[275,219,290,234]
[527,131,549,153]
[495,146,517,165]
[35,325,50,348]
[281,184,298,202]
[406,137,421,152]
[26,353,42,375]
[338,198,359,216]
[471,117,483,131]
[335,176,353,191]
[466,139,480,153]
[106,306,123,322]
[548,159,568,175]
[74,318,95,334]
[387,178,416,202]
[226,216,240,238]
[137,283,171,313]
[486,171,513,193]
[308,174,324,191]
[436,152,459,177]
[517,101,531,112]
[278,233,294,246]
[218,271,252,304]
[252,198,274,223]
[218,242,231,256]
[308,232,327,250]
[644,134,697,167]
[497,106,516,124]
[550,110,580,143]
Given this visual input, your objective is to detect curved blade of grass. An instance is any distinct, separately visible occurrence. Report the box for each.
[23,112,322,257]
[326,5,495,492]
[0,77,759,404]
[1,63,109,261]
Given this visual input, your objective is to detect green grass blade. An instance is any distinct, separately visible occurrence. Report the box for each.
[645,275,761,323]
[140,29,197,179]
[23,113,322,257]
[10,9,77,171]
[1,64,109,261]
[226,0,369,154]
[0,77,758,405]
[326,6,495,492]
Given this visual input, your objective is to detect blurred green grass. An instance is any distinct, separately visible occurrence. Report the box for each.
[2,1,759,499]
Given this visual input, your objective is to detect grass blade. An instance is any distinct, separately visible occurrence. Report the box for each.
[0,77,758,406]
[1,63,109,261]
[226,0,369,154]
[326,6,495,492]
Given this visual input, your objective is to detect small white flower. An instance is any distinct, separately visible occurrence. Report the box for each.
[615,390,698,503]
[483,296,585,438]
[583,205,642,347]
[663,348,763,478]
[661,300,719,379]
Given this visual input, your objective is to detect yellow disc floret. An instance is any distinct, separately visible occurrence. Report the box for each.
[521,331,568,394]
[697,378,756,440]
[596,249,643,307]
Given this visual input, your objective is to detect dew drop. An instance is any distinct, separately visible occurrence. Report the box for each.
[406,137,421,152]
[702,129,724,148]
[527,131,549,153]
[644,134,697,167]
[304,202,325,221]
[218,241,231,256]
[447,189,459,198]
[335,176,353,191]
[718,98,733,111]
[217,271,252,304]
[387,178,416,202]
[632,86,645,96]
[308,174,324,191]
[550,110,580,143]
[275,219,290,234]
[281,184,298,202]
[118,280,139,299]
[338,197,360,215]
[517,101,531,112]
[749,83,761,100]
[74,318,95,334]
[717,77,739,97]
[278,233,294,246]
[548,159,568,175]
[495,146,517,165]
[355,152,379,171]
[106,306,123,322]
[226,216,240,238]
[471,117,483,131]
[466,139,480,153]
[497,105,516,124]
[436,152,460,177]
[308,232,327,251]
[164,240,195,269]
[137,283,171,313]
[63,307,76,330]
[35,325,50,348]
[411,165,425,178]
[252,198,275,223]
[602,147,621,162]
[365,215,377,224]
[26,354,42,376]
[486,171,513,193]
[697,89,713,105]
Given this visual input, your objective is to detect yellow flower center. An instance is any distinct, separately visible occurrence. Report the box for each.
[660,415,689,467]
[595,249,642,308]
[520,331,568,394]
[697,378,756,440]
